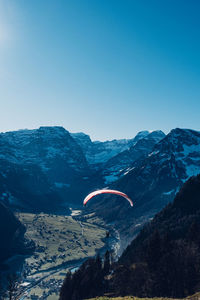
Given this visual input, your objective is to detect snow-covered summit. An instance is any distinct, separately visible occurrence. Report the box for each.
[133,130,150,141]
[0,126,87,168]
[151,128,200,180]
[71,130,152,165]
[116,127,200,203]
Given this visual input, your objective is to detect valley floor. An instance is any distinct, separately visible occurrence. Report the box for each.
[13,210,114,299]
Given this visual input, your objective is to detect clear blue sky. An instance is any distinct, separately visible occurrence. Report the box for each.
[0,0,199,141]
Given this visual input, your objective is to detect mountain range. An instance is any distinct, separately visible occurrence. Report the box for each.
[0,127,164,212]
[1,125,200,297]
[0,126,200,242]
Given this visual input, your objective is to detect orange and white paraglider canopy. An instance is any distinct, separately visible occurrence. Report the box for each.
[83,189,133,207]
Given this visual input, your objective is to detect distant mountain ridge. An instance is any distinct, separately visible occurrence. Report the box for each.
[1,126,200,225]
[71,130,150,166]
[0,127,164,212]
[71,130,165,184]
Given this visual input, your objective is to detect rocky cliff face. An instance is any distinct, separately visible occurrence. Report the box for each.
[0,127,92,211]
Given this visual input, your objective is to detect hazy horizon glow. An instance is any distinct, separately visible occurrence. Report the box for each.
[0,0,200,141]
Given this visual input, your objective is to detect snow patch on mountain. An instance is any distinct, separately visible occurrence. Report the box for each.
[163,189,175,195]
[185,165,200,179]
[123,167,135,176]
[100,130,166,184]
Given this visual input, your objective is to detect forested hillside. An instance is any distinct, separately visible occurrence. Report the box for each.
[110,175,200,298]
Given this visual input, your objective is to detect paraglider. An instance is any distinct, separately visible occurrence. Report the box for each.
[83,189,133,207]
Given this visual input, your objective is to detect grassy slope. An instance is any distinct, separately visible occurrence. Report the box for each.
[86,292,200,300]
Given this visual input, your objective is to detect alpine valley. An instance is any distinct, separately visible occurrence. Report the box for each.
[1,126,200,299]
[1,127,200,236]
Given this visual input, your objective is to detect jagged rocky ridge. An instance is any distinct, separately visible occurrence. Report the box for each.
[87,128,200,244]
[71,130,165,184]
[101,130,165,184]
[71,130,150,167]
